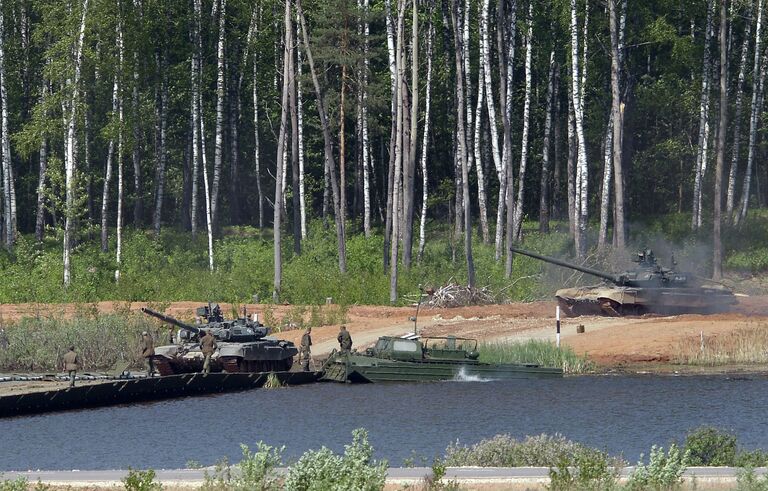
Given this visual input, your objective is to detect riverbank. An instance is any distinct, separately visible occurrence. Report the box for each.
[1,297,767,380]
[2,467,765,490]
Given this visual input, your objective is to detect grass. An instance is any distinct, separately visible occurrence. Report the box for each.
[671,323,768,366]
[477,339,594,374]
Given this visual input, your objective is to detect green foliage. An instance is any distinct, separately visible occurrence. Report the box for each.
[420,458,461,491]
[284,428,387,491]
[445,434,618,469]
[736,467,768,491]
[0,312,156,371]
[0,477,28,491]
[233,443,284,491]
[548,450,618,491]
[263,373,284,389]
[477,340,594,374]
[683,426,737,466]
[122,468,162,491]
[624,444,689,491]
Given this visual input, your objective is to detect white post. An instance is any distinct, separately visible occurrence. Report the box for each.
[556,305,561,348]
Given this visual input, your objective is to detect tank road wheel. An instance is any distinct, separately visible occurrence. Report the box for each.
[283,356,293,371]
[220,357,242,373]
[599,299,622,317]
[152,357,175,376]
[557,298,578,317]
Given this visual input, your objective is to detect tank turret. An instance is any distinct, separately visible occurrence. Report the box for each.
[510,247,736,316]
[140,306,298,375]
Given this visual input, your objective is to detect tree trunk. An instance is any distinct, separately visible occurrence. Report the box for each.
[726,2,752,219]
[418,9,434,261]
[383,0,397,270]
[102,24,123,253]
[298,0,347,273]
[513,2,533,242]
[713,0,728,280]
[153,51,168,238]
[570,0,589,258]
[472,61,490,244]
[250,8,264,229]
[288,15,301,255]
[116,77,125,282]
[362,0,372,238]
[402,0,418,268]
[737,0,764,224]
[389,0,405,303]
[0,5,15,250]
[609,0,626,249]
[497,0,516,262]
[539,50,555,234]
[297,37,307,239]
[693,0,715,229]
[211,0,227,230]
[451,0,475,288]
[35,81,48,244]
[274,0,292,302]
[131,0,143,227]
[63,0,89,287]
[190,0,202,238]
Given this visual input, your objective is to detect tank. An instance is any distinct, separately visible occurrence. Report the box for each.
[140,306,298,376]
[319,335,562,383]
[510,247,738,316]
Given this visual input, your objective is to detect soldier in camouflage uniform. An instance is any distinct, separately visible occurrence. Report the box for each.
[300,327,313,371]
[337,325,352,354]
[140,331,155,377]
[62,346,79,388]
[200,330,217,374]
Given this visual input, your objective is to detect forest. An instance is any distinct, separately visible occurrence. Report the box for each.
[0,0,764,303]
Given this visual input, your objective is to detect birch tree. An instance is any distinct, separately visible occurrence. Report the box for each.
[539,49,556,234]
[737,0,764,224]
[389,0,405,302]
[0,2,15,249]
[101,19,124,252]
[274,0,291,302]
[152,51,168,237]
[570,0,589,258]
[692,0,714,229]
[63,0,89,287]
[713,0,727,280]
[512,2,533,242]
[418,7,434,260]
[212,0,227,229]
[402,0,418,268]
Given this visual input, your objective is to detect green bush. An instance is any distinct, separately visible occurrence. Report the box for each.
[548,451,618,491]
[234,442,283,491]
[284,428,387,491]
[683,426,737,466]
[0,477,28,491]
[445,433,617,468]
[624,444,689,491]
[736,466,768,491]
[122,468,162,491]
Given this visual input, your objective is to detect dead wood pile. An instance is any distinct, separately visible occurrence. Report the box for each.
[426,283,494,308]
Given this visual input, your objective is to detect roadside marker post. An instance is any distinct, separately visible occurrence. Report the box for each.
[556,306,561,348]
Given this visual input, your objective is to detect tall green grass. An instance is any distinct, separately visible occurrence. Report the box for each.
[477,339,594,374]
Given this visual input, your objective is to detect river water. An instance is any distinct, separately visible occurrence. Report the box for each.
[1,375,766,471]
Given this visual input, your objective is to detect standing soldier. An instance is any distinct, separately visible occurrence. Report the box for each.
[337,325,352,354]
[63,346,79,388]
[200,329,217,374]
[300,327,313,371]
[140,331,155,377]
[167,326,175,345]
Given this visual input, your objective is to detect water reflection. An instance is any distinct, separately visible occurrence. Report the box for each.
[1,375,766,470]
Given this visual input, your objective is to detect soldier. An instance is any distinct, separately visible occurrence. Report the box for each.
[200,329,217,374]
[300,327,313,371]
[140,331,155,377]
[337,325,352,354]
[62,346,79,388]
[167,326,175,345]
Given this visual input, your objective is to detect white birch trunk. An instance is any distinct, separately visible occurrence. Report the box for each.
[389,0,405,303]
[498,0,517,262]
[115,82,124,282]
[418,15,434,261]
[200,91,214,272]
[362,0,372,238]
[570,0,589,258]
[0,6,15,249]
[212,0,226,228]
[153,55,168,237]
[693,0,714,229]
[35,80,49,243]
[473,60,490,243]
[274,0,291,302]
[725,4,751,218]
[598,113,613,248]
[251,8,264,229]
[513,2,533,242]
[191,0,202,237]
[737,0,764,224]
[297,40,307,239]
[63,0,89,287]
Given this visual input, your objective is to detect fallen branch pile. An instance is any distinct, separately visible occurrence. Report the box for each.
[427,283,495,308]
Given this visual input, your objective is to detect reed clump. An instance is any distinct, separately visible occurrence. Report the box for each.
[671,323,768,365]
[0,312,158,372]
[477,339,594,374]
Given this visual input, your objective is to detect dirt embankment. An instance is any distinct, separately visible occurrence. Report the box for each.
[2,296,768,369]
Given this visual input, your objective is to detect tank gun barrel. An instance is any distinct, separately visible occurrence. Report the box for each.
[140,308,201,335]
[510,247,626,285]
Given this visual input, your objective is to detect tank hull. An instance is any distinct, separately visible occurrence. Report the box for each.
[320,352,563,383]
[556,284,738,316]
[151,340,297,376]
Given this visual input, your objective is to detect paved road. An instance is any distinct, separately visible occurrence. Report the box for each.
[2,466,765,486]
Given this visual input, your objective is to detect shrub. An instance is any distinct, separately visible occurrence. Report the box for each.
[736,466,768,491]
[284,428,387,491]
[445,433,617,468]
[548,450,618,491]
[477,340,594,374]
[625,444,689,490]
[234,442,283,491]
[122,468,162,491]
[684,426,737,466]
[0,477,27,491]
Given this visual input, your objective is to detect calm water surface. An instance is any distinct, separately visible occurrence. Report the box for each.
[1,375,766,470]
